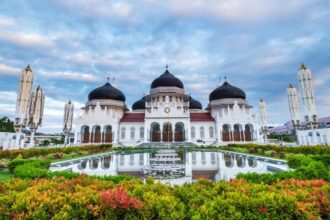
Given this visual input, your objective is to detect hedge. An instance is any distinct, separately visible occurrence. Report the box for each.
[237,155,330,184]
[0,144,112,159]
[227,143,330,155]
[0,176,329,219]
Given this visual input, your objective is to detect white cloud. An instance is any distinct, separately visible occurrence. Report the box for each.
[0,17,16,27]
[54,0,134,21]
[39,70,102,82]
[0,31,55,48]
[0,64,21,75]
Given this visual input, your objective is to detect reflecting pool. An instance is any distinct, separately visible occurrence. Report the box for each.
[50,149,288,185]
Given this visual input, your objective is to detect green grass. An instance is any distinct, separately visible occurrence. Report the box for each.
[0,168,12,183]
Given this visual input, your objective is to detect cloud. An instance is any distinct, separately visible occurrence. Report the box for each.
[39,70,102,83]
[0,64,20,75]
[0,17,16,27]
[0,31,55,49]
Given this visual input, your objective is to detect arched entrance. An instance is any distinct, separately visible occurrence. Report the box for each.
[104,125,112,143]
[222,124,230,142]
[245,124,253,141]
[93,125,101,143]
[150,122,160,142]
[81,126,90,143]
[175,122,185,142]
[163,123,173,142]
[233,124,242,141]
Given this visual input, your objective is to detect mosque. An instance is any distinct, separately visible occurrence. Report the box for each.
[74,66,264,147]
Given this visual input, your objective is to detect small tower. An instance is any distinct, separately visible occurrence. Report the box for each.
[14,65,34,148]
[258,99,267,143]
[287,83,300,130]
[298,63,317,128]
[28,86,45,148]
[63,100,74,145]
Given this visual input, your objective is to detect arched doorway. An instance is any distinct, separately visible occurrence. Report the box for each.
[104,125,112,143]
[93,125,101,143]
[163,123,173,142]
[175,123,185,142]
[150,122,160,142]
[81,126,90,143]
[222,124,230,142]
[245,124,253,141]
[233,124,242,141]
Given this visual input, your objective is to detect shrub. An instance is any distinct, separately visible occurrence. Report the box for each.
[0,144,112,160]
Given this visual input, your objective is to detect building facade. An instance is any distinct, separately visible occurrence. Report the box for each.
[74,67,262,146]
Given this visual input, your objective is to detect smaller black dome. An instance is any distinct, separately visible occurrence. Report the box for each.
[88,82,126,102]
[209,81,246,101]
[132,96,146,110]
[189,96,202,109]
[151,69,184,89]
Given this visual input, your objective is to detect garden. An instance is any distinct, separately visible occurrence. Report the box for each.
[0,144,329,219]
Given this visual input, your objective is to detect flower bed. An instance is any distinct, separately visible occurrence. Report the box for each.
[0,176,328,219]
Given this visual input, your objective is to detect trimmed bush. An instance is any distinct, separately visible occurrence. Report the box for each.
[0,144,112,160]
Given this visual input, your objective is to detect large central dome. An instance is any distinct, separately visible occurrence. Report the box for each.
[88,82,126,102]
[209,81,246,101]
[151,68,184,89]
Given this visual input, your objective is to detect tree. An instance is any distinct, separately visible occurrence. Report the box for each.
[0,117,15,132]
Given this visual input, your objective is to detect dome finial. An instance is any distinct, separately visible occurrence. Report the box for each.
[224,75,227,82]
[165,64,168,70]
[301,63,307,70]
[107,76,110,83]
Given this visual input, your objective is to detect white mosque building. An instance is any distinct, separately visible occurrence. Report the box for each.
[74,67,264,147]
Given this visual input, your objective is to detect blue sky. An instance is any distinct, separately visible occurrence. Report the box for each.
[0,0,329,133]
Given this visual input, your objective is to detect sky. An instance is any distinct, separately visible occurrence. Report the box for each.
[0,0,329,133]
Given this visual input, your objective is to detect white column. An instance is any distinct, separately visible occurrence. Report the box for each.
[185,152,192,176]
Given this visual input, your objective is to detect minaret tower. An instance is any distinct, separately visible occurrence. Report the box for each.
[258,98,267,143]
[298,63,317,128]
[287,83,300,130]
[63,100,74,146]
[14,65,34,148]
[28,85,45,148]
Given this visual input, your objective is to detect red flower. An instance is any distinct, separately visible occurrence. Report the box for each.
[259,206,267,214]
[100,186,143,211]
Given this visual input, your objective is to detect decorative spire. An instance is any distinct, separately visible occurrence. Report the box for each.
[107,76,110,83]
[260,98,263,102]
[112,76,115,84]
[25,64,31,72]
[165,64,168,70]
[288,83,293,88]
[301,63,307,70]
[224,75,227,82]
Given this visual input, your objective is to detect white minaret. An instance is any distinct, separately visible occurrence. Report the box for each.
[63,100,74,146]
[298,63,317,128]
[14,65,34,148]
[28,85,45,148]
[258,98,267,143]
[287,83,300,130]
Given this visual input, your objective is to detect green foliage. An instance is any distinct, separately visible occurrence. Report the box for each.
[268,133,297,142]
[0,116,14,132]
[0,144,112,160]
[238,155,330,184]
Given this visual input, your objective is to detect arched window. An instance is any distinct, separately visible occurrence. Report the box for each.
[200,127,205,139]
[130,127,135,139]
[191,127,195,139]
[140,127,144,139]
[121,127,126,139]
[209,127,214,138]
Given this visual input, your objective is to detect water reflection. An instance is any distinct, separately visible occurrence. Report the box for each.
[52,149,288,185]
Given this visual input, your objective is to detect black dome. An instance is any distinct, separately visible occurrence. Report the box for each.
[209,82,246,101]
[132,96,146,110]
[151,69,184,89]
[88,82,126,102]
[189,96,202,109]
